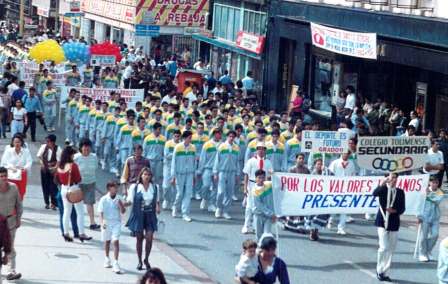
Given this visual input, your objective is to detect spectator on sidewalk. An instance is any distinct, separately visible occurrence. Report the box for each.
[438,129,448,184]
[22,87,43,142]
[138,267,168,284]
[98,181,125,274]
[252,233,290,284]
[10,98,27,137]
[125,167,160,271]
[74,138,101,230]
[0,166,23,281]
[37,134,61,210]
[55,146,91,242]
[0,214,12,281]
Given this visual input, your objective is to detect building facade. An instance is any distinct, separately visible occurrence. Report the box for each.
[193,0,267,93]
[265,0,448,130]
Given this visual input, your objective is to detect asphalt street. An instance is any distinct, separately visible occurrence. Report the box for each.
[2,122,444,284]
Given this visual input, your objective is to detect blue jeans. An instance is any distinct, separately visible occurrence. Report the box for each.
[56,190,79,237]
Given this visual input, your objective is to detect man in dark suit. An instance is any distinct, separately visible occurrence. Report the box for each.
[373,172,405,282]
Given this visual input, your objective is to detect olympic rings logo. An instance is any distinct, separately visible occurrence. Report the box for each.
[372,157,414,172]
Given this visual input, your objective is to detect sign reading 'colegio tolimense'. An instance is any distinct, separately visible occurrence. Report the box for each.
[356,136,431,173]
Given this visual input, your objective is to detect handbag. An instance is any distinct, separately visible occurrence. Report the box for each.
[65,164,84,204]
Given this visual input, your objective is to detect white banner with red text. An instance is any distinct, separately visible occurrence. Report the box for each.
[272,172,428,216]
[60,86,144,109]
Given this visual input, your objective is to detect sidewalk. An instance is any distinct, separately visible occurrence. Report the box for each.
[0,140,216,284]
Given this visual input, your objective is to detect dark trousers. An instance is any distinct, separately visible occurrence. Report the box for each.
[24,111,37,141]
[124,78,130,89]
[56,190,79,237]
[40,170,57,206]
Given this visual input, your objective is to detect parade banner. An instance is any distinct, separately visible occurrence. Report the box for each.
[310,22,377,60]
[90,55,116,66]
[272,173,428,216]
[60,86,144,109]
[20,67,68,87]
[357,136,430,173]
[302,130,349,154]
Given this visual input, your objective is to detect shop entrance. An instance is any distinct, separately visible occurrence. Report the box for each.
[277,38,295,109]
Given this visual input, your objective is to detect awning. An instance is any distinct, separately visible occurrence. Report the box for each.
[192,34,261,60]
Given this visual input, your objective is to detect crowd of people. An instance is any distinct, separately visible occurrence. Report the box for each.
[0,33,447,284]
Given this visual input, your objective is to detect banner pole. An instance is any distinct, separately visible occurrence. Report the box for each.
[414,224,421,259]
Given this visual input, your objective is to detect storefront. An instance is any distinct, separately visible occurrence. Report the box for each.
[265,0,448,130]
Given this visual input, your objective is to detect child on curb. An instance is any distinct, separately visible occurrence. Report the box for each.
[98,181,125,274]
[235,239,259,284]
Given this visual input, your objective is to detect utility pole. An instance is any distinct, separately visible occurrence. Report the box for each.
[19,0,25,36]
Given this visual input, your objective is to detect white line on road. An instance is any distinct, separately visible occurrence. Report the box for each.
[344,260,377,279]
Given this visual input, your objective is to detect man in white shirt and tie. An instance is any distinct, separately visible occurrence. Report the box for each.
[242,142,273,234]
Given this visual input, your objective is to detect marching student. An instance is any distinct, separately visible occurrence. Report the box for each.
[95,101,108,167]
[98,181,125,274]
[131,117,150,146]
[416,177,446,262]
[284,127,303,169]
[198,128,221,213]
[171,130,196,222]
[115,110,137,169]
[102,106,120,174]
[42,80,57,132]
[252,169,276,240]
[162,130,181,210]
[165,112,182,140]
[245,127,267,163]
[77,96,92,141]
[373,172,405,282]
[327,152,357,235]
[88,100,101,147]
[266,129,286,172]
[213,130,240,219]
[143,122,166,193]
[242,142,273,234]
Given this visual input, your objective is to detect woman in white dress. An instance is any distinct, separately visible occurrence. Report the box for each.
[0,134,33,199]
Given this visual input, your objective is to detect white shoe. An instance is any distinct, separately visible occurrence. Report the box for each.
[162,200,168,210]
[110,167,118,174]
[200,199,207,210]
[112,262,122,274]
[222,212,232,220]
[327,222,333,229]
[232,195,238,201]
[365,213,372,220]
[346,216,355,223]
[241,226,250,234]
[419,255,429,262]
[100,160,106,170]
[337,229,347,235]
[182,215,192,222]
[215,208,222,218]
[195,193,201,200]
[104,257,112,268]
[207,204,217,212]
[171,208,178,218]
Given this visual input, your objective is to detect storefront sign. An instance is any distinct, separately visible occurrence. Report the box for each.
[90,55,116,66]
[310,22,377,60]
[272,173,428,216]
[302,130,349,154]
[135,24,160,37]
[81,0,135,24]
[60,86,144,109]
[357,136,431,173]
[136,0,209,27]
[70,1,81,12]
[37,7,50,17]
[235,31,265,55]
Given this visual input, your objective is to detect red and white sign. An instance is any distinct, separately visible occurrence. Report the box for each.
[236,31,265,55]
[310,22,377,60]
[37,7,50,17]
[70,1,81,12]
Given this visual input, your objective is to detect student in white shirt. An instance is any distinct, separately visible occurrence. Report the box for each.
[98,181,125,274]
[328,152,357,235]
[10,99,27,137]
[424,140,445,186]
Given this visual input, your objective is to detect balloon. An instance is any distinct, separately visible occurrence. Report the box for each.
[62,42,90,63]
[28,39,65,64]
[90,42,122,62]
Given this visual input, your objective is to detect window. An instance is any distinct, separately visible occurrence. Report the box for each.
[213,3,241,41]
[242,9,266,35]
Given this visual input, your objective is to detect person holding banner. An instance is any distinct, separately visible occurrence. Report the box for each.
[373,172,405,282]
[423,140,445,187]
[82,64,93,88]
[253,169,276,240]
[66,65,81,87]
[416,177,446,262]
[327,152,357,235]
